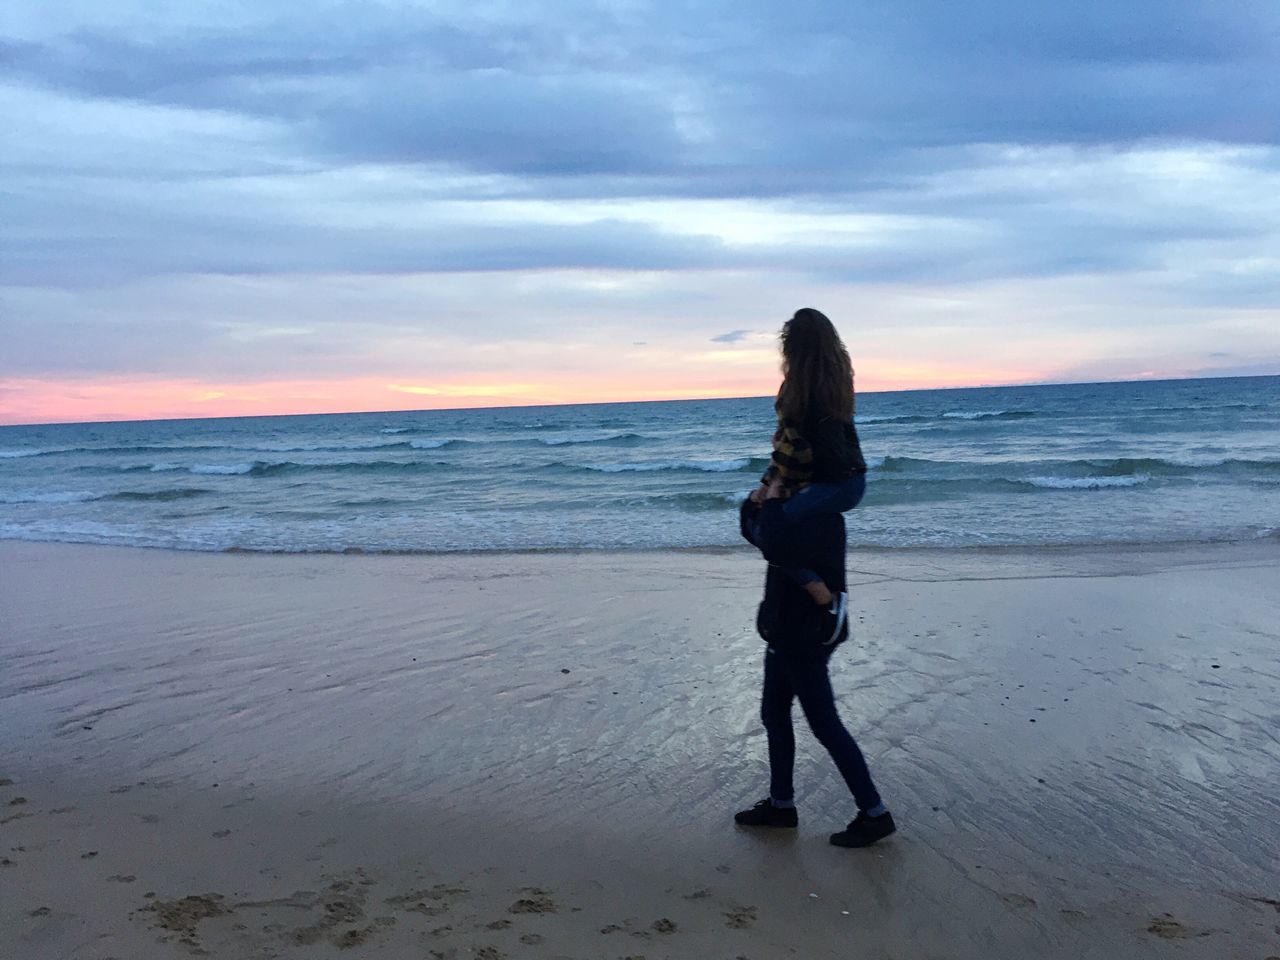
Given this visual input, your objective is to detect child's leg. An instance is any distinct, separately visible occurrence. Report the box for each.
[781,474,866,523]
[775,475,865,605]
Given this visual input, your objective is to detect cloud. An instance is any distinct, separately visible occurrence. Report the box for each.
[2,0,1279,414]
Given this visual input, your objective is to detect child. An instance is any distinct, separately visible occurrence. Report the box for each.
[747,308,869,622]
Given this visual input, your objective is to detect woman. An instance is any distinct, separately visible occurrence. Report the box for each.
[747,308,869,620]
[735,308,894,848]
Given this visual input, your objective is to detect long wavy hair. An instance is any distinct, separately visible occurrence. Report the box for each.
[775,307,854,423]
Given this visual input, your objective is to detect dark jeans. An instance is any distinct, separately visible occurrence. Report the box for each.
[761,642,882,812]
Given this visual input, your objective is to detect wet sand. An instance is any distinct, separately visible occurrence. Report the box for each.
[2,539,1278,958]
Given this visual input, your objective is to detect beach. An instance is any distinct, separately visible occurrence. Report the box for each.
[2,539,1278,959]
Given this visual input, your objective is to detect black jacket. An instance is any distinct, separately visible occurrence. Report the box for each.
[739,497,849,650]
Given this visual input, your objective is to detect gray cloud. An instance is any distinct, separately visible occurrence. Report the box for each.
[2,0,1279,387]
[711,330,752,343]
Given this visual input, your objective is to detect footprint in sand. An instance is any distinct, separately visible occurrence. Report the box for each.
[289,875,379,948]
[508,891,557,915]
[1002,893,1037,908]
[142,893,231,941]
[724,905,757,929]
[1147,914,1210,939]
[519,933,544,945]
[107,875,137,883]
[386,882,470,917]
[211,829,231,838]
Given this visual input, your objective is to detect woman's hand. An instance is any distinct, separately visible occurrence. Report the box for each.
[749,483,769,504]
[765,477,786,500]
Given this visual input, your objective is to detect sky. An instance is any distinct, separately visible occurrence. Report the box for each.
[2,0,1279,425]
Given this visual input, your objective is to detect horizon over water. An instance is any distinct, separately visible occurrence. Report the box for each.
[7,372,1278,429]
[2,375,1278,553]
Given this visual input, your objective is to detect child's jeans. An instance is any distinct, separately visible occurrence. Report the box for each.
[774,473,866,589]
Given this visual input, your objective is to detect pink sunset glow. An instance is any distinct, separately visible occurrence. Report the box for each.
[0,357,1064,426]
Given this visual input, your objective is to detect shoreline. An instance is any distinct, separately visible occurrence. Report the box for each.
[4,539,1278,958]
[3,531,1277,563]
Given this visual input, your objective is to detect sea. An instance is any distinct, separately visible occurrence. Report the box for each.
[1,376,1277,554]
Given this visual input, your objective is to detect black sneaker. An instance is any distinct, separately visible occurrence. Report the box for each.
[734,798,798,828]
[829,810,896,847]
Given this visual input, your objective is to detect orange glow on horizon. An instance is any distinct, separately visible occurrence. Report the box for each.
[3,364,1055,426]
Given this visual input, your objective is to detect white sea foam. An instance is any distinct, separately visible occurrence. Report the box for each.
[380,428,411,434]
[542,431,625,446]
[943,410,1006,420]
[254,440,391,452]
[409,439,450,449]
[0,448,56,458]
[1026,475,1150,489]
[190,463,256,475]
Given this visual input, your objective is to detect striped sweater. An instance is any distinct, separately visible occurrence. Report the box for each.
[762,410,868,497]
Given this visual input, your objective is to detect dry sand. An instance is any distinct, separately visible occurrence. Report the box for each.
[1,539,1278,959]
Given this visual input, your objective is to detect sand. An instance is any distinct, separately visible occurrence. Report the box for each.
[1,539,1277,959]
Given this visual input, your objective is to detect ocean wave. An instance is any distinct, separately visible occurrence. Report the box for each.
[0,490,101,504]
[147,459,452,477]
[256,437,459,452]
[618,490,750,511]
[1024,475,1150,490]
[1084,456,1280,477]
[0,486,212,504]
[252,439,404,453]
[539,432,648,447]
[858,415,931,425]
[857,410,1035,426]
[0,448,72,458]
[873,455,945,472]
[190,463,258,475]
[872,455,1280,478]
[4,444,230,458]
[585,458,757,473]
[941,410,1037,421]
[105,488,214,501]
[380,427,413,434]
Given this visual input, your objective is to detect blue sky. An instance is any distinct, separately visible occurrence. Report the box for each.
[2,0,1278,422]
